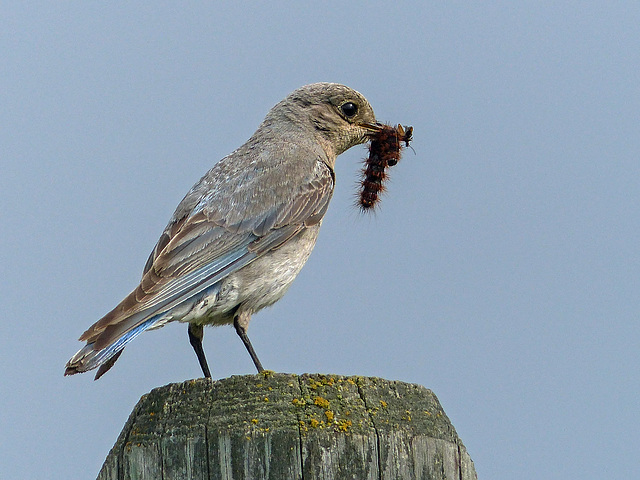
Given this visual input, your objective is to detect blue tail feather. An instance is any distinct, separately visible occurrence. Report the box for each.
[65,314,164,376]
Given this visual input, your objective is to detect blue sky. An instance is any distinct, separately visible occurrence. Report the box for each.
[2,3,639,479]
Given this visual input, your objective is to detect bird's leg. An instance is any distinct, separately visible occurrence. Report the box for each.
[234,312,264,372]
[188,324,212,378]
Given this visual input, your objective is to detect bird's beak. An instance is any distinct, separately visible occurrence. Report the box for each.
[359,122,383,133]
[358,122,384,140]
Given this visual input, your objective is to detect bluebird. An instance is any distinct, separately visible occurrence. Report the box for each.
[65,83,380,380]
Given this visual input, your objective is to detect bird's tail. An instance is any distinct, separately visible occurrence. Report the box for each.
[64,315,161,380]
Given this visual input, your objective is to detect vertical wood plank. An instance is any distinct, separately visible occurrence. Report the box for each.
[97,374,477,480]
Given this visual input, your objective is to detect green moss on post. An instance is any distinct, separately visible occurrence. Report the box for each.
[97,374,476,480]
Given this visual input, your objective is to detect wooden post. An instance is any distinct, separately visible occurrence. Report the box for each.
[97,373,477,480]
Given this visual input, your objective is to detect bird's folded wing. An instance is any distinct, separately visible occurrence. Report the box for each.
[79,165,334,349]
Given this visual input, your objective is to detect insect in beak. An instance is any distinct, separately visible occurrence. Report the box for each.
[358,123,414,211]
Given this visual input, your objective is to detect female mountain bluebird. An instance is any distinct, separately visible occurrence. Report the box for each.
[65,83,380,379]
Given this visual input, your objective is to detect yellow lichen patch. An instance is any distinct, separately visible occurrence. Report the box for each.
[424,410,432,416]
[337,420,352,432]
[324,410,334,422]
[307,375,336,390]
[309,418,320,428]
[403,410,412,422]
[314,396,330,409]
[251,418,258,424]
[347,378,356,385]
[380,400,388,408]
[263,396,269,402]
[307,379,321,390]
[260,370,274,378]
[292,398,305,406]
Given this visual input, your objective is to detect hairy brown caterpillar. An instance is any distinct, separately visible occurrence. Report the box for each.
[359,123,413,211]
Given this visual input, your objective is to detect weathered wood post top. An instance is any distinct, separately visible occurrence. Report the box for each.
[98,373,477,480]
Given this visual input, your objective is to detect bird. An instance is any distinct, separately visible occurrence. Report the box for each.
[65,82,380,380]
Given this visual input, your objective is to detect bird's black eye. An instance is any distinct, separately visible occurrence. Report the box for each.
[340,102,358,118]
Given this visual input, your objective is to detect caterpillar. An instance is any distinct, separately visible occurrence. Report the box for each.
[359,123,413,211]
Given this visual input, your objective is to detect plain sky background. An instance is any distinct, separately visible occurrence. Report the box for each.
[2,2,638,479]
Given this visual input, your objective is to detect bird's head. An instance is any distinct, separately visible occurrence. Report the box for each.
[263,82,379,160]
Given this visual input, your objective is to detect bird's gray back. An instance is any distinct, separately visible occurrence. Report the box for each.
[166,132,332,237]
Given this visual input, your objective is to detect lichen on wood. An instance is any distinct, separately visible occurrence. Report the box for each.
[97,373,476,480]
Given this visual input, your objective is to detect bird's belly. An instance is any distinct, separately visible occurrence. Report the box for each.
[230,224,321,313]
[174,224,321,327]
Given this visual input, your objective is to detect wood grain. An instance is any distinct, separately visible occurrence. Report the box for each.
[97,373,476,480]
